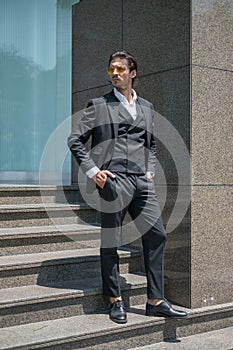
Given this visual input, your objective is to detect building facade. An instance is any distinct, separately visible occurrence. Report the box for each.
[0,0,232,308]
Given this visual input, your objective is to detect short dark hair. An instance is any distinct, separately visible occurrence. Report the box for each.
[108,50,137,86]
[108,50,137,73]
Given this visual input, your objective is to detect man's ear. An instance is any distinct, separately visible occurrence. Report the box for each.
[130,69,137,79]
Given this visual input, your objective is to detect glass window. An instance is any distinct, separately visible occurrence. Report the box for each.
[0,0,77,184]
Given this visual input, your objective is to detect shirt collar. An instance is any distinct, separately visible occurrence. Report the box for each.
[113,88,137,105]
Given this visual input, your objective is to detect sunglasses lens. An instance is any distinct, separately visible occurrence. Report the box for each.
[117,67,125,74]
[107,67,125,75]
[107,67,114,75]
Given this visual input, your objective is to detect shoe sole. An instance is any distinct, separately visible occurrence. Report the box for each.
[110,316,128,324]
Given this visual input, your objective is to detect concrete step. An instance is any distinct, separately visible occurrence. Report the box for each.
[0,224,101,255]
[0,273,147,328]
[0,247,143,288]
[0,203,99,228]
[0,186,83,205]
[0,302,232,350]
[129,326,233,350]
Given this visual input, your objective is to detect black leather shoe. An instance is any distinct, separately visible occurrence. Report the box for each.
[145,300,188,319]
[109,301,127,324]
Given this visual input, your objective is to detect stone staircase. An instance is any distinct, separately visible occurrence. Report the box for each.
[0,186,232,350]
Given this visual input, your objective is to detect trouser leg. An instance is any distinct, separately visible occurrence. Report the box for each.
[100,210,123,297]
[99,174,131,297]
[128,176,167,299]
[141,215,166,299]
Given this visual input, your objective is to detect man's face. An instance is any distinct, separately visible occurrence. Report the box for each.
[108,57,136,91]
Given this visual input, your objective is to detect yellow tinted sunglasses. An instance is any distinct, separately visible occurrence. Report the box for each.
[107,66,126,75]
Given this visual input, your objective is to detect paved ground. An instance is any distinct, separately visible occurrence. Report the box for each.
[129,326,233,350]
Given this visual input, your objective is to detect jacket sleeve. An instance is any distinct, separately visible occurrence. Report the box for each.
[146,105,157,173]
[67,101,97,174]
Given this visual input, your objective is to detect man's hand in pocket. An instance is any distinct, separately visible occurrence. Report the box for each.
[93,170,116,189]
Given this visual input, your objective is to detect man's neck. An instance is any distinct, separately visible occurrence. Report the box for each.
[116,87,133,103]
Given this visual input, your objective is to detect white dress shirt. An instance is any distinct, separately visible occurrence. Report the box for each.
[113,88,138,120]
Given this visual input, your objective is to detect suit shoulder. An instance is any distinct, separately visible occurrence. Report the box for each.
[103,91,118,103]
[87,96,106,107]
[87,91,114,107]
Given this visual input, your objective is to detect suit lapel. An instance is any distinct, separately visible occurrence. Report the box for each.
[105,91,151,141]
[105,90,120,137]
[106,103,119,138]
[118,103,134,122]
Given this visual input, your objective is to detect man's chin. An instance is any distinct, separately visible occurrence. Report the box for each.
[112,80,120,86]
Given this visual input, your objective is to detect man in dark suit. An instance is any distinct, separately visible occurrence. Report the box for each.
[68,51,188,323]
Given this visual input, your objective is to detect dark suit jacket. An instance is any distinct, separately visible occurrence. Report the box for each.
[68,90,157,192]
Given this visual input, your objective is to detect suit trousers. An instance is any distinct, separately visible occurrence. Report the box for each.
[98,173,167,300]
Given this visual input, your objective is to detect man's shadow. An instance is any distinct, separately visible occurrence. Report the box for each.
[128,300,184,343]
[36,256,133,316]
